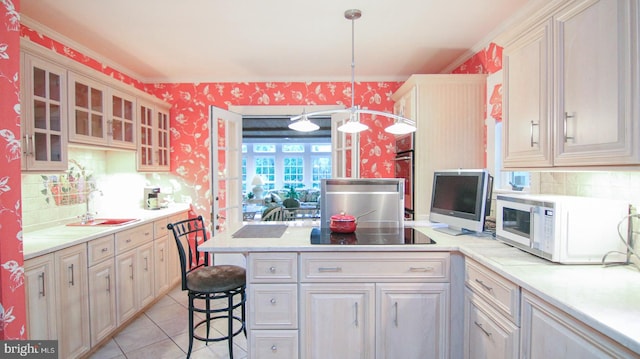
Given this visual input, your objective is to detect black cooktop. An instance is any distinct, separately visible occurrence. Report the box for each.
[310,227,436,245]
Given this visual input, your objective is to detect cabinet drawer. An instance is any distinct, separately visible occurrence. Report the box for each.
[248,253,297,283]
[249,330,299,359]
[249,284,297,329]
[465,258,520,324]
[300,252,450,282]
[153,217,169,239]
[87,235,115,266]
[115,223,153,254]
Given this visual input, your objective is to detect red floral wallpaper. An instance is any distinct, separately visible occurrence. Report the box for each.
[0,0,26,340]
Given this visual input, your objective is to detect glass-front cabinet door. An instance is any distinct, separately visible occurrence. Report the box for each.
[137,100,170,171]
[109,89,136,149]
[68,72,107,146]
[21,53,68,171]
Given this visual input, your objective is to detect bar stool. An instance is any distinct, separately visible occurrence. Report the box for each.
[167,215,246,358]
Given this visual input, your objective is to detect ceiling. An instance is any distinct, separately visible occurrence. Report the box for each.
[20,0,534,83]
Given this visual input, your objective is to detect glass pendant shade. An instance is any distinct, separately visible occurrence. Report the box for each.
[385,121,417,135]
[288,117,320,132]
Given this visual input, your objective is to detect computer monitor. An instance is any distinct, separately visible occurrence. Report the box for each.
[429,169,493,236]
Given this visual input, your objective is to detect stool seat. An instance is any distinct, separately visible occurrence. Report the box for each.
[186,265,246,293]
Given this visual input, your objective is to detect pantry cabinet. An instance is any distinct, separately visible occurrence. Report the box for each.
[391,75,486,220]
[20,53,68,171]
[299,252,450,359]
[138,99,171,171]
[521,290,637,358]
[502,0,640,168]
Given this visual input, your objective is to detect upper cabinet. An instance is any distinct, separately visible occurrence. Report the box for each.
[21,53,68,171]
[137,100,170,171]
[502,0,639,169]
[68,72,137,150]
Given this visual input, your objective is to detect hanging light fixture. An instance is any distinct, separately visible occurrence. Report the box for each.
[288,9,417,135]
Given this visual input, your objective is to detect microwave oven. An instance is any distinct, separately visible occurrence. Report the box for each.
[495,194,630,264]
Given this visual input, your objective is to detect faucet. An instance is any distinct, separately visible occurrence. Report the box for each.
[83,188,103,223]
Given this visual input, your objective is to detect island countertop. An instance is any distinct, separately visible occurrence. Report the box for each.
[199,221,640,355]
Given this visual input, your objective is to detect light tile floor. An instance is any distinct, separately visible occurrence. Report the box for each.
[90,285,247,359]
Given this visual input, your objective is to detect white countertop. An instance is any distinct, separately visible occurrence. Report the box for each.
[199,221,640,355]
[23,204,190,260]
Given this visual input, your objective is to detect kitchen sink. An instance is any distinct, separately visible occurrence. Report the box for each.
[66,218,139,227]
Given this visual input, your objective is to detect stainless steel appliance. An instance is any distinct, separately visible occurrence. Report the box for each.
[496,194,630,264]
[394,134,414,220]
[144,186,161,210]
[320,178,405,229]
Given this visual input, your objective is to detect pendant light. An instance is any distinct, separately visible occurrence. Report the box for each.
[288,9,417,135]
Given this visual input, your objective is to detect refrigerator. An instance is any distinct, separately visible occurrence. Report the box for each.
[394,134,414,220]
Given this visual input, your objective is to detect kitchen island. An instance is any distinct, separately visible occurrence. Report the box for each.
[199,221,640,359]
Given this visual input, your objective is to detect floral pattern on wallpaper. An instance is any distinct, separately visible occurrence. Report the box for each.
[147,81,402,214]
[0,0,25,340]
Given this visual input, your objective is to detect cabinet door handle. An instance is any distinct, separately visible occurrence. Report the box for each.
[23,134,34,156]
[38,272,45,297]
[144,257,149,271]
[474,278,493,292]
[129,264,134,279]
[474,321,492,337]
[318,267,342,272]
[564,112,575,142]
[68,264,75,286]
[530,121,539,147]
[409,266,434,272]
[160,248,164,262]
[106,274,111,293]
[393,302,399,327]
[354,302,359,327]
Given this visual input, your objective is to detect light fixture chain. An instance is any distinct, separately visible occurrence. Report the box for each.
[351,13,356,110]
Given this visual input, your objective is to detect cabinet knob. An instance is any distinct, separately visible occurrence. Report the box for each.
[269,266,276,273]
[271,345,277,352]
[270,298,277,304]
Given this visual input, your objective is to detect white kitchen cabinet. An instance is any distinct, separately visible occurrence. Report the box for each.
[464,289,519,359]
[153,232,170,296]
[521,290,637,359]
[115,223,155,325]
[502,19,553,168]
[299,252,451,359]
[87,235,117,346]
[68,72,108,146]
[502,0,640,169]
[20,52,68,171]
[55,243,91,359]
[24,254,57,340]
[391,75,486,220]
[300,283,375,359]
[376,283,449,359]
[108,89,137,149]
[463,258,520,359]
[137,99,171,171]
[248,253,299,359]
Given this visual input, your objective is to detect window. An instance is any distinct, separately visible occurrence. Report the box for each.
[283,144,304,153]
[312,157,332,188]
[494,121,530,190]
[241,157,247,193]
[255,157,275,190]
[283,157,304,188]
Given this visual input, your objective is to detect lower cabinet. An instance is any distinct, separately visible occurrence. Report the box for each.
[24,253,57,341]
[521,290,637,359]
[115,240,154,325]
[299,252,451,359]
[54,243,91,358]
[300,283,375,359]
[464,289,519,359]
[87,235,117,346]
